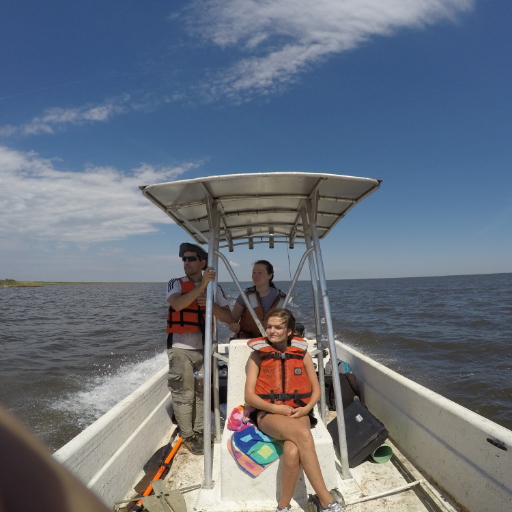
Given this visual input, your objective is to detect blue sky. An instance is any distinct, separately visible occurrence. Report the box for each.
[1,0,511,282]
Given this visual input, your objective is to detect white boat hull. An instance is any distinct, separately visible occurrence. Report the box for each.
[53,341,512,511]
[337,342,512,512]
[54,366,174,507]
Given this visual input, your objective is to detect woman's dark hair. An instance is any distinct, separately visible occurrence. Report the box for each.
[254,260,276,288]
[263,308,297,344]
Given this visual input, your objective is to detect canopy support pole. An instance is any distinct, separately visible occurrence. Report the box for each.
[215,250,267,337]
[213,325,221,444]
[307,197,351,479]
[168,207,209,244]
[300,208,326,425]
[281,247,314,310]
[202,199,219,489]
[212,205,222,444]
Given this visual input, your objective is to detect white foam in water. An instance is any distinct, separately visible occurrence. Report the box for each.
[54,351,168,428]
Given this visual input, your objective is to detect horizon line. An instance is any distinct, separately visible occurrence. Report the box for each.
[7,271,510,284]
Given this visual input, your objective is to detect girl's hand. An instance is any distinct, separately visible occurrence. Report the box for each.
[228,323,240,333]
[272,404,295,416]
[290,407,309,419]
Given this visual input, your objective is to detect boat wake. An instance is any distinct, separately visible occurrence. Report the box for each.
[53,351,167,429]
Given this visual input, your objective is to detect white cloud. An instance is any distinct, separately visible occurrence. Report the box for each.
[0,94,172,138]
[0,97,130,137]
[192,0,474,100]
[229,260,240,267]
[0,0,475,131]
[0,146,201,243]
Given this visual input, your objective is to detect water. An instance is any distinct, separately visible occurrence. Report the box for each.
[1,274,511,452]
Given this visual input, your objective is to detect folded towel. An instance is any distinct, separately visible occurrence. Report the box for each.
[233,425,283,465]
[228,436,265,478]
[227,406,284,477]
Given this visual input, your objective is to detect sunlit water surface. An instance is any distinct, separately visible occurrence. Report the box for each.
[1,273,510,451]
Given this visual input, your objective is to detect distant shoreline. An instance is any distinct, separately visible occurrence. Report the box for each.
[0,280,164,287]
[1,272,510,288]
[1,280,44,287]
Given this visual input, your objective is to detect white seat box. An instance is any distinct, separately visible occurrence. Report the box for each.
[220,339,337,506]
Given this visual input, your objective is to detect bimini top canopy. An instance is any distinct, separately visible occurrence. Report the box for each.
[140,172,380,251]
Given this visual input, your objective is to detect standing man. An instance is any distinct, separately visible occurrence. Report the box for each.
[166,243,233,455]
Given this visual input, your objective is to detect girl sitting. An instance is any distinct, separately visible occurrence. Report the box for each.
[244,308,345,512]
[229,260,286,339]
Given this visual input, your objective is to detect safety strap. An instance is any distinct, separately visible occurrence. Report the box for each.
[260,352,304,361]
[258,390,312,407]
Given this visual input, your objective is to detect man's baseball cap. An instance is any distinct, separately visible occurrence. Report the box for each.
[179,243,208,261]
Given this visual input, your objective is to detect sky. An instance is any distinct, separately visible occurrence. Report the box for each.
[1,0,511,283]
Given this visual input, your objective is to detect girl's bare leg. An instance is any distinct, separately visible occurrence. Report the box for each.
[258,414,333,508]
[279,441,300,508]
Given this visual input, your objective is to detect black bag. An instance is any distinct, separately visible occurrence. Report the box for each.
[326,372,361,410]
[327,400,388,468]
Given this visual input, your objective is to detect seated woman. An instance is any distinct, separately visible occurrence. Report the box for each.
[229,260,286,339]
[244,309,345,512]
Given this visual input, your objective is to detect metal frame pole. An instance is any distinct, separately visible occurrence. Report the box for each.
[300,209,326,424]
[212,208,221,444]
[307,198,351,478]
[281,247,314,310]
[215,250,267,337]
[213,321,221,444]
[202,206,219,489]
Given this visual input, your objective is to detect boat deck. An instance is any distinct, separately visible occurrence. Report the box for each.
[339,438,458,511]
[118,417,460,512]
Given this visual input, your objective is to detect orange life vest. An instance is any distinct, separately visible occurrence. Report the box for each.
[167,277,205,334]
[238,287,286,339]
[248,337,312,407]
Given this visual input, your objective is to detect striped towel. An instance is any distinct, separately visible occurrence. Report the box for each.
[227,436,265,478]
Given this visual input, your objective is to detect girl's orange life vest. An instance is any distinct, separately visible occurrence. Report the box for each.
[237,287,286,338]
[248,337,312,407]
[167,277,205,334]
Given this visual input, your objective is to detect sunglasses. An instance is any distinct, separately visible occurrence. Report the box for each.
[182,256,199,262]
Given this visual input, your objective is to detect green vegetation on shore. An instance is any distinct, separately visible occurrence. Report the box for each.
[1,279,44,287]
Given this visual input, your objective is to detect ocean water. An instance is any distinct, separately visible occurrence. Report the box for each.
[0,273,511,452]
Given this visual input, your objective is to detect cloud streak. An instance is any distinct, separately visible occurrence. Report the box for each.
[0,1,475,134]
[0,146,201,243]
[192,0,474,100]
[0,97,131,137]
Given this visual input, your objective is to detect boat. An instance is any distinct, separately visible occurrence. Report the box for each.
[53,173,512,512]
